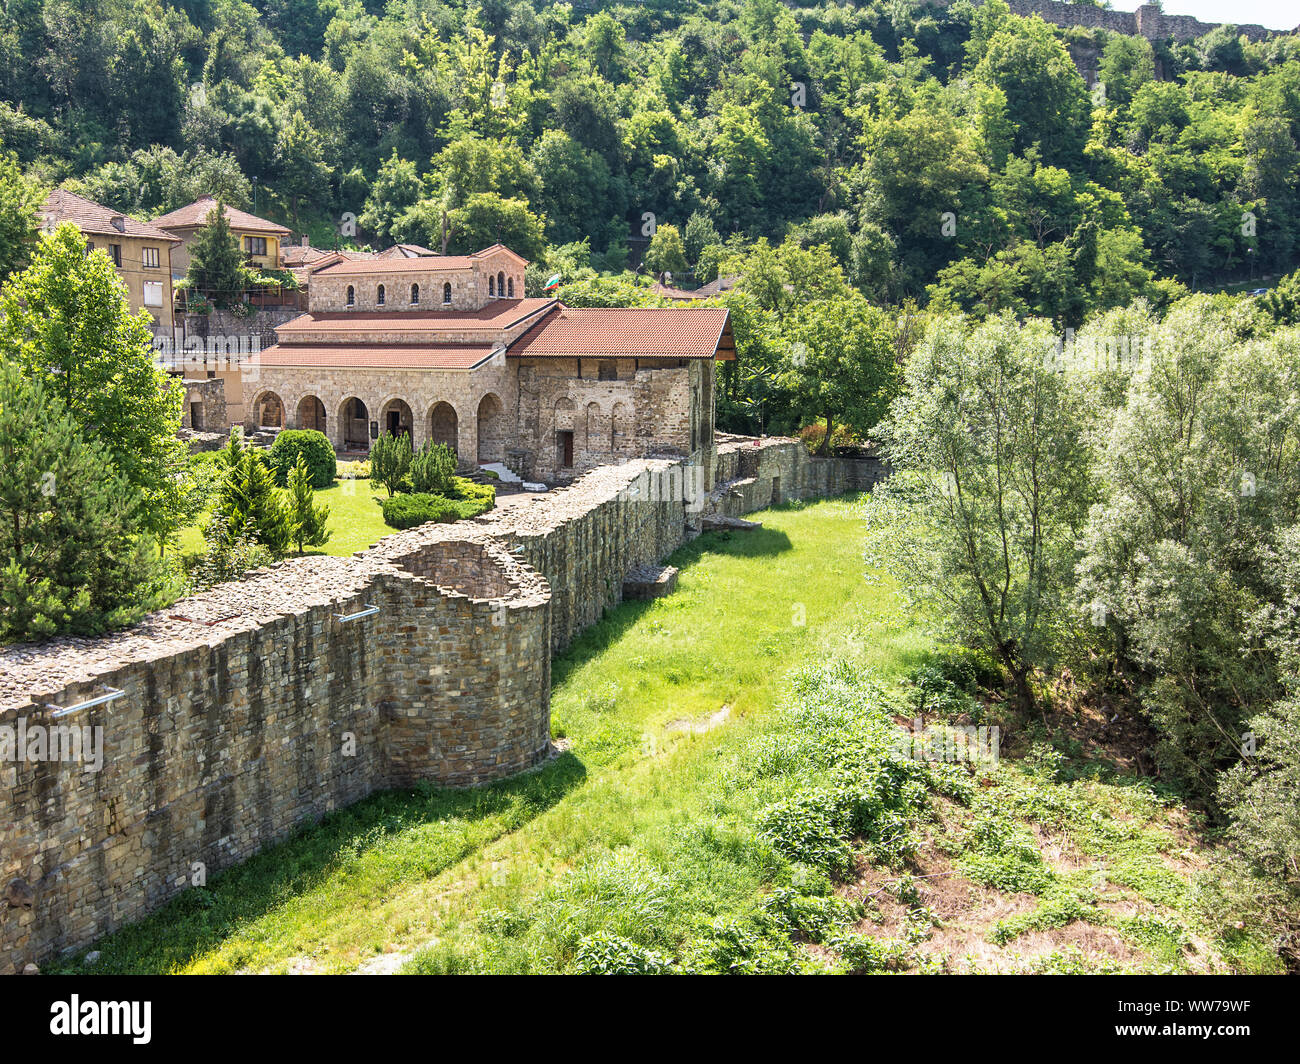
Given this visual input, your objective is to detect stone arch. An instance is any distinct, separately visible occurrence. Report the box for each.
[377,283,386,306]
[476,393,505,464]
[611,401,632,452]
[429,401,459,453]
[346,284,355,307]
[252,390,284,429]
[339,396,370,451]
[497,270,506,297]
[507,276,514,297]
[442,281,452,304]
[585,401,602,452]
[488,275,495,297]
[554,396,576,431]
[380,396,413,440]
[297,394,327,433]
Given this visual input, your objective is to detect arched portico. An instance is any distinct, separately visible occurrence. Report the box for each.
[477,393,505,464]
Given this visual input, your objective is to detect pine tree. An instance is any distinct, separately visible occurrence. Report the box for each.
[213,432,292,557]
[286,452,330,554]
[186,199,246,308]
[0,365,171,642]
[369,431,412,497]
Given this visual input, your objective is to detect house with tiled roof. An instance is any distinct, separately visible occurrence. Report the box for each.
[152,195,290,276]
[41,190,181,334]
[251,245,733,481]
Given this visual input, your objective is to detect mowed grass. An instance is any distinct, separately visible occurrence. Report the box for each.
[176,477,392,561]
[53,494,926,974]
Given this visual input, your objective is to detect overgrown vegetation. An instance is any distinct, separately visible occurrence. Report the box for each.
[865,298,1300,968]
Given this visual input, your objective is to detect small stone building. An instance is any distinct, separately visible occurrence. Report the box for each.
[252,245,734,482]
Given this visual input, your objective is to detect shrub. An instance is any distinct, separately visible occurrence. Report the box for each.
[380,490,494,529]
[268,429,336,488]
[574,931,675,975]
[370,431,411,496]
[409,441,457,494]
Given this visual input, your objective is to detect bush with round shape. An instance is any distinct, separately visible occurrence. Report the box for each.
[269,429,336,488]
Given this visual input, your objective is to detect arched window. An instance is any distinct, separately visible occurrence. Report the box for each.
[346,285,355,307]
[488,275,495,297]
[410,283,419,305]
[443,282,452,304]
[497,271,505,296]
[377,284,386,306]
[507,277,514,297]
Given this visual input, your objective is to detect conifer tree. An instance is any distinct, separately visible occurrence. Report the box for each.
[0,365,171,641]
[186,199,246,308]
[286,452,330,555]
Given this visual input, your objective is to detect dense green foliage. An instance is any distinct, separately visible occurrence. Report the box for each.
[380,487,494,529]
[369,430,412,497]
[0,225,192,546]
[268,428,337,488]
[0,365,172,641]
[408,440,457,495]
[867,296,1300,965]
[211,432,293,557]
[285,451,332,554]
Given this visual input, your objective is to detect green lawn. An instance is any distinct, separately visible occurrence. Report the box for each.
[178,477,392,560]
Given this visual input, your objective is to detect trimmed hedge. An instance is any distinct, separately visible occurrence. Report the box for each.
[269,430,336,489]
[381,488,495,530]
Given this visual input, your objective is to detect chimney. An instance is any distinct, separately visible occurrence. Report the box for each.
[302,234,310,249]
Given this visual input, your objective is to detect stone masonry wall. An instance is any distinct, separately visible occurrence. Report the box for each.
[990,0,1281,42]
[1,436,870,971]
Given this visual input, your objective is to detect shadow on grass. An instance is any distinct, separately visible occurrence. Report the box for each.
[47,750,588,974]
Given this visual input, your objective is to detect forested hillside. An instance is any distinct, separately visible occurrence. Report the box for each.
[4,0,1298,303]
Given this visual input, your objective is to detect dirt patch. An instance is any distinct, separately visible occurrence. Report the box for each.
[665,705,732,735]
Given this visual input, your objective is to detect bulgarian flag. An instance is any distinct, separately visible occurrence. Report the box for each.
[544,273,561,291]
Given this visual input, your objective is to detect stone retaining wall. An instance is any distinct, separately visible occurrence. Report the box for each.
[0,436,875,971]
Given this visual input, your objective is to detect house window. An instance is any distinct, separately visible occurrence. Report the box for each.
[598,361,617,381]
[346,285,355,307]
[244,236,267,257]
[489,275,495,297]
[377,284,386,306]
[443,282,452,304]
[497,271,505,297]
[507,277,514,297]
[143,281,163,307]
[410,283,419,305]
[142,246,160,269]
[108,243,122,267]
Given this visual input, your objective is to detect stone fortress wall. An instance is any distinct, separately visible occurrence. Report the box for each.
[0,436,885,972]
[989,0,1284,42]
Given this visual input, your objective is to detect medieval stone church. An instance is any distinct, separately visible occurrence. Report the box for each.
[252,244,735,483]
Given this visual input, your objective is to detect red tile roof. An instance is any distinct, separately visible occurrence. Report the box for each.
[314,244,529,275]
[375,243,437,258]
[276,299,556,335]
[314,255,475,275]
[43,190,180,243]
[152,195,290,235]
[256,343,497,370]
[509,305,733,360]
